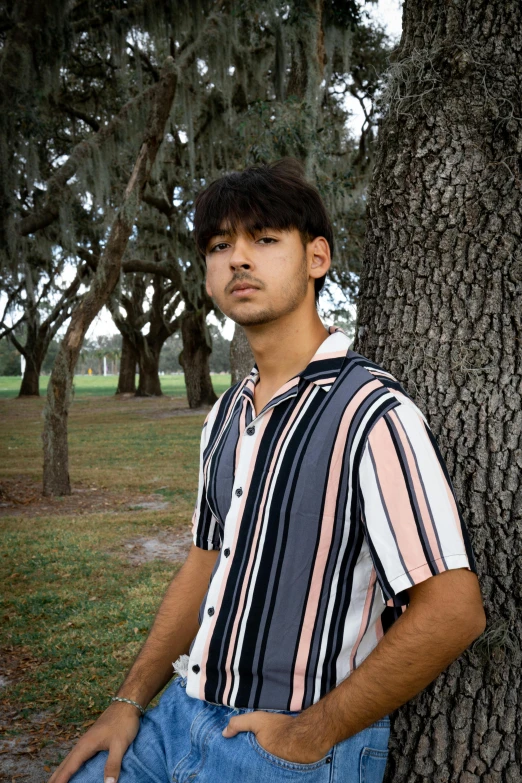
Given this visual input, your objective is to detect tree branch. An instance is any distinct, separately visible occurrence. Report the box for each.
[0,313,26,342]
[58,101,101,132]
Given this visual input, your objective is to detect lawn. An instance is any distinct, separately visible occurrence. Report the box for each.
[0,373,231,399]
[0,378,230,760]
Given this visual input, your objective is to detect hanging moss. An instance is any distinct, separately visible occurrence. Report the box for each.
[3,0,392,336]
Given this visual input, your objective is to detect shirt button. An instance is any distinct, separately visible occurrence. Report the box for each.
[192,664,200,673]
[246,426,255,435]
[235,487,243,497]
[224,548,230,557]
[207,607,215,616]
[325,757,332,764]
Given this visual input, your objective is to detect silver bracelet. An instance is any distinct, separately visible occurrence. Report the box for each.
[110,696,146,717]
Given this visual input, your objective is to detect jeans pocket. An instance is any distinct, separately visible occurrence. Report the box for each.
[359,746,389,783]
[176,674,187,688]
[248,731,334,772]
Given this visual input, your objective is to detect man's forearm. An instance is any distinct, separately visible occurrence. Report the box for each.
[293,591,485,752]
[116,546,218,708]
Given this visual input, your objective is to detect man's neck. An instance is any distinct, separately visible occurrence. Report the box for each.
[245,313,330,391]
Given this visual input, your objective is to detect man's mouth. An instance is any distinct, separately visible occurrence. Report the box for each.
[231,286,259,296]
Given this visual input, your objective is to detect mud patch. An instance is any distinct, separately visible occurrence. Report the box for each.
[113,527,193,565]
[0,477,177,519]
[129,500,171,511]
[0,650,77,783]
[0,717,74,783]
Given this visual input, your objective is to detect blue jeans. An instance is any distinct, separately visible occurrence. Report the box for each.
[69,675,390,782]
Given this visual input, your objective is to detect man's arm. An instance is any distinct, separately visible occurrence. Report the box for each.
[291,568,485,753]
[49,543,219,783]
[114,543,219,707]
[223,567,486,762]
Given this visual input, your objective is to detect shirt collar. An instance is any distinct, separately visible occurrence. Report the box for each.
[243,324,352,399]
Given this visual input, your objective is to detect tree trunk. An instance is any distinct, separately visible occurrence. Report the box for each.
[178,309,217,408]
[230,323,255,385]
[116,334,137,394]
[18,355,41,396]
[42,58,178,496]
[354,2,522,781]
[13,314,41,397]
[136,339,162,397]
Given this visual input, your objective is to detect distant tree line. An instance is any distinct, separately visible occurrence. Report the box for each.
[0,325,232,377]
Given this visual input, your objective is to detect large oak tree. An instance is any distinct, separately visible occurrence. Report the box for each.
[354,1,521,780]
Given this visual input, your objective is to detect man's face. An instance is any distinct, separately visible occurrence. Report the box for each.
[204,225,327,327]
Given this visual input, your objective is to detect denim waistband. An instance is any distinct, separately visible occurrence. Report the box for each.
[175,674,297,714]
[174,673,389,725]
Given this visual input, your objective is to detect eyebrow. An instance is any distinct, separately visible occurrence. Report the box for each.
[206,226,278,252]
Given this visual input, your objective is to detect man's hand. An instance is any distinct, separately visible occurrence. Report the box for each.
[273,568,485,752]
[48,701,141,783]
[222,711,331,764]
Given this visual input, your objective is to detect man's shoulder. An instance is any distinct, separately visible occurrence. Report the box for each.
[342,349,429,427]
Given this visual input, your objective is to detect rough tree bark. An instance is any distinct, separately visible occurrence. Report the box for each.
[353,2,522,782]
[178,308,217,408]
[230,324,255,385]
[116,334,137,394]
[42,57,178,495]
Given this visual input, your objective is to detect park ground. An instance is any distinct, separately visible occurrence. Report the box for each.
[0,375,230,782]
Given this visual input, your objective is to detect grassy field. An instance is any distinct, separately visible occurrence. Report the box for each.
[0,373,231,399]
[0,378,229,752]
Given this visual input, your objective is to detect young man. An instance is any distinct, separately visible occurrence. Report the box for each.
[50,158,486,783]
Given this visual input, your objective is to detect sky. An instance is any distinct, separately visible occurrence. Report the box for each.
[366,0,403,39]
[2,0,403,346]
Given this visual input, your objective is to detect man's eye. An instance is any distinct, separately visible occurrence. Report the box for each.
[257,237,277,244]
[209,242,229,253]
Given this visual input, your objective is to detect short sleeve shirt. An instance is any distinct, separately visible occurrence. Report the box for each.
[187,324,478,711]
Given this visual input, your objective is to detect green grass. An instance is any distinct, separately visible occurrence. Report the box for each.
[0,373,231,399]
[0,377,231,734]
[1,514,178,725]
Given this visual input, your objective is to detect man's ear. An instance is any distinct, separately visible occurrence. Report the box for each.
[308,236,331,279]
[205,276,213,297]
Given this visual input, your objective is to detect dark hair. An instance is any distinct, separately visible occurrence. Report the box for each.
[194,157,333,302]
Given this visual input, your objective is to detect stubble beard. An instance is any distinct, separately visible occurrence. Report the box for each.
[227,254,309,327]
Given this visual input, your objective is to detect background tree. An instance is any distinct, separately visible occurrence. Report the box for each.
[354,1,521,780]
[230,327,255,385]
[8,262,89,396]
[41,54,181,496]
[110,272,182,397]
[159,324,231,374]
[1,0,391,493]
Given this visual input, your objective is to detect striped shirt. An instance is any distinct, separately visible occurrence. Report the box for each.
[187,324,477,711]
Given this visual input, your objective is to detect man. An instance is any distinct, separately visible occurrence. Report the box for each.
[50,158,486,783]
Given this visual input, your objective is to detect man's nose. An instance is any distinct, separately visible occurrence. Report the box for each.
[229,238,252,266]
